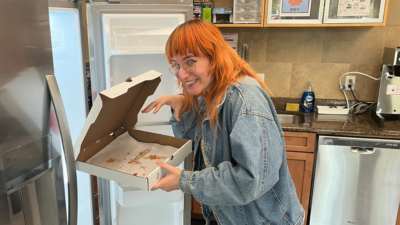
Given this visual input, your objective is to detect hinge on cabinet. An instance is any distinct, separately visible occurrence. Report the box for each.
[108,0,120,3]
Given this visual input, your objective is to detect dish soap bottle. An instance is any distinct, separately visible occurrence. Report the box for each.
[300,82,315,113]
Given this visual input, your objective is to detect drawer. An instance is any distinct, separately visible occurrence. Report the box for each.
[234,3,261,13]
[233,13,261,23]
[284,132,316,153]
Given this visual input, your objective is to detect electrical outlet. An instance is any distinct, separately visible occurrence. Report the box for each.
[257,73,265,82]
[345,76,356,90]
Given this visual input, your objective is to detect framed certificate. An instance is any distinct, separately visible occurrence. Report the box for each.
[337,0,371,16]
[323,0,386,23]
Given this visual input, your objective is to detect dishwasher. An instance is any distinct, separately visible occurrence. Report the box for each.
[309,136,400,225]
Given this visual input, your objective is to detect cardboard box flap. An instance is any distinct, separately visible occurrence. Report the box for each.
[74,70,162,161]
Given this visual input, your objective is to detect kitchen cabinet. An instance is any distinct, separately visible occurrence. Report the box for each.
[93,176,100,225]
[211,0,265,27]
[192,195,203,215]
[284,131,316,153]
[284,131,316,224]
[212,0,390,27]
[397,206,400,225]
[190,155,203,217]
[264,0,390,27]
[191,131,317,224]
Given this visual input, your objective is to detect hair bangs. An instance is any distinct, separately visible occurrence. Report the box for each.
[166,22,203,64]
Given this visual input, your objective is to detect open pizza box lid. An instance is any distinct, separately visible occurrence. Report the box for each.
[74,70,192,191]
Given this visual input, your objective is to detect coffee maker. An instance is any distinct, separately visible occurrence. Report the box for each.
[371,47,400,127]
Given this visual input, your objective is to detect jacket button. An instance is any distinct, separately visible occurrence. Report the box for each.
[285,213,289,218]
[194,137,197,142]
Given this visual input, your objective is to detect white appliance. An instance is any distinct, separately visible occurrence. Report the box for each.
[48,1,192,225]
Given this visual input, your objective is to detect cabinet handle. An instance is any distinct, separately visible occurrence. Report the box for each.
[350,147,376,154]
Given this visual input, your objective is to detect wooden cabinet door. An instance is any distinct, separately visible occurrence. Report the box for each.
[284,131,316,153]
[192,196,203,215]
[397,204,400,225]
[286,151,314,224]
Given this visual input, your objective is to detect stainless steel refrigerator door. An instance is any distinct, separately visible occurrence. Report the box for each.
[2,136,66,225]
[0,0,55,224]
[7,167,60,225]
[48,2,94,225]
[310,137,400,225]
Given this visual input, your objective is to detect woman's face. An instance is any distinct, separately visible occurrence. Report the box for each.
[171,53,213,96]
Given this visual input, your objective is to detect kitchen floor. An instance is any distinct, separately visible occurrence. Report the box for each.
[191,219,218,225]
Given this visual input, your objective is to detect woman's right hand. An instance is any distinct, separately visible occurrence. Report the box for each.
[141,95,185,121]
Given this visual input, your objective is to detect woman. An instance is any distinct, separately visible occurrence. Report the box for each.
[142,20,304,225]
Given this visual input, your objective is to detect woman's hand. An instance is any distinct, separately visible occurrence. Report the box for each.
[141,95,184,121]
[151,161,182,192]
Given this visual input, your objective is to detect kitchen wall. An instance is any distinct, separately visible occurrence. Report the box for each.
[219,1,400,102]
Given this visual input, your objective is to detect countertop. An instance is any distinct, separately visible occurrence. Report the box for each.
[278,111,400,139]
[272,98,400,139]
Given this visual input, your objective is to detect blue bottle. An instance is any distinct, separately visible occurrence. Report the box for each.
[300,82,315,113]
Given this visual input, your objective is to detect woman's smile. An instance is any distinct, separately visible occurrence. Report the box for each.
[184,78,198,85]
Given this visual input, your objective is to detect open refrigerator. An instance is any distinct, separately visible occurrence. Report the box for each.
[47,1,193,224]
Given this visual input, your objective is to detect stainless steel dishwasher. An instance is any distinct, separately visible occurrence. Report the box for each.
[309,136,400,225]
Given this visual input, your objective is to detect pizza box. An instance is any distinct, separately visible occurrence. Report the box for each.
[74,70,192,191]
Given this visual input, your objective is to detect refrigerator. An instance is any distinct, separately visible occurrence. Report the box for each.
[47,1,193,225]
[0,0,78,224]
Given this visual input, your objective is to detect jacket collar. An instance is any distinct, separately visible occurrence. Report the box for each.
[198,89,229,122]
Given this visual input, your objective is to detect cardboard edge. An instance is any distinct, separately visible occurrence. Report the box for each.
[101,70,162,99]
[166,140,193,167]
[74,94,103,160]
[146,140,192,191]
[76,161,148,190]
[147,167,167,191]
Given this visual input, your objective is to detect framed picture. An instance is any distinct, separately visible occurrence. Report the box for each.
[280,0,312,17]
[323,0,386,23]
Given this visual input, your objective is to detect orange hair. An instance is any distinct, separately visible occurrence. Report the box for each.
[165,20,273,132]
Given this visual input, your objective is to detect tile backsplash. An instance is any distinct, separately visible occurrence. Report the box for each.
[219,1,399,102]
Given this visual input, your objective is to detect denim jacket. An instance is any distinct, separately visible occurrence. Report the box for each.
[171,77,304,225]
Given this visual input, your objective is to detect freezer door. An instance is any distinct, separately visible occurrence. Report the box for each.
[87,3,193,124]
[48,2,93,225]
[310,137,400,225]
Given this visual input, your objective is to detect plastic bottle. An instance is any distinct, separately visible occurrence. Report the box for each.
[300,82,315,113]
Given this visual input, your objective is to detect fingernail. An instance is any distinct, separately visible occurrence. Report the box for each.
[156,161,161,165]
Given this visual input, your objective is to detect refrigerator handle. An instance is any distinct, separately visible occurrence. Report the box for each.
[46,75,78,225]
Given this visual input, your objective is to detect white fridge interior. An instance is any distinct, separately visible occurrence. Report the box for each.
[103,14,184,123]
[111,125,184,225]
[50,6,188,225]
[101,13,186,225]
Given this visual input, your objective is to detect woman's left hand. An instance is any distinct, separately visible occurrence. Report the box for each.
[151,161,182,192]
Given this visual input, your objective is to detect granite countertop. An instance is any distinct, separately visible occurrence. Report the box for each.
[272,98,400,139]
